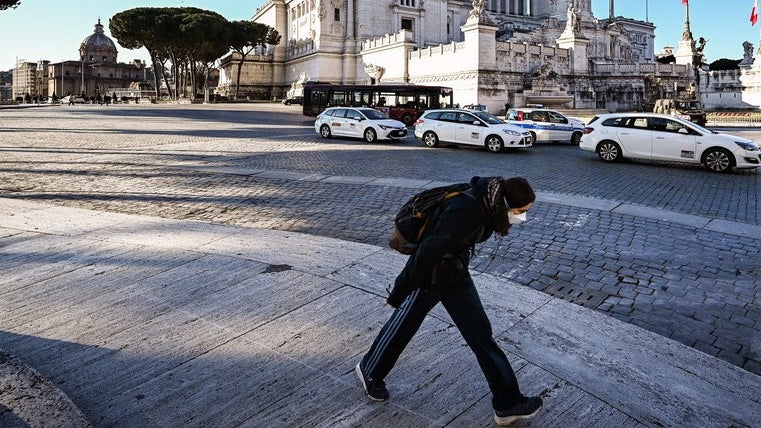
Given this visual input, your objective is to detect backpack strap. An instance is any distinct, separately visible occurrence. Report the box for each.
[462,188,486,259]
[413,190,463,242]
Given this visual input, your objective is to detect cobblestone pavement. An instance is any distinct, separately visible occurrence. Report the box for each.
[1,103,759,376]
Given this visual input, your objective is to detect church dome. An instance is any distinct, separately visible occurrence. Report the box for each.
[80,19,118,63]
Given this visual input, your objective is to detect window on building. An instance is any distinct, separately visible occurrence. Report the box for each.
[334,8,340,21]
[401,18,413,31]
[400,0,415,6]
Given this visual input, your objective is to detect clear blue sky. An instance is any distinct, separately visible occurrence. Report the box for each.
[1,0,759,71]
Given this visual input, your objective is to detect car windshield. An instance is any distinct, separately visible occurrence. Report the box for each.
[473,111,504,125]
[676,101,701,109]
[674,117,712,134]
[360,109,389,120]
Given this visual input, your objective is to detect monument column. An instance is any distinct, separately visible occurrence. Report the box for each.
[460,10,498,70]
[675,1,695,66]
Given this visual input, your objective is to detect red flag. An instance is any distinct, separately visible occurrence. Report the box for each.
[753,0,759,26]
[682,0,688,5]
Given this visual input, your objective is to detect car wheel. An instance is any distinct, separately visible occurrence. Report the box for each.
[401,113,414,126]
[319,124,332,138]
[529,131,537,144]
[571,131,582,146]
[485,135,504,153]
[284,101,291,105]
[702,148,734,173]
[364,128,378,143]
[597,141,622,162]
[422,131,439,148]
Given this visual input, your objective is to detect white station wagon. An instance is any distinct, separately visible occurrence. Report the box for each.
[315,107,407,143]
[580,113,760,173]
[414,109,532,153]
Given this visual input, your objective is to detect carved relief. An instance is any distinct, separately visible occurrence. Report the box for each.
[364,63,386,81]
[550,0,558,14]
[318,1,326,19]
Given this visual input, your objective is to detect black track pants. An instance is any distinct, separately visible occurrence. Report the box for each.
[360,276,524,411]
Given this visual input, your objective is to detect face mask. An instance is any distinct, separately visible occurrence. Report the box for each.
[507,211,526,225]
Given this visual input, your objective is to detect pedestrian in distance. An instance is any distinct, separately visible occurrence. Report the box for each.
[356,175,543,426]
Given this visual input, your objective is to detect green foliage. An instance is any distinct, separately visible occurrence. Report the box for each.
[229,20,270,53]
[109,6,281,100]
[0,0,21,11]
[708,58,742,71]
[265,28,282,46]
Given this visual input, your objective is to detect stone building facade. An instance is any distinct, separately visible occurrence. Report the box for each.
[217,0,698,112]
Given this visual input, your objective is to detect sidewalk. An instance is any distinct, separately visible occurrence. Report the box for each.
[0,197,759,427]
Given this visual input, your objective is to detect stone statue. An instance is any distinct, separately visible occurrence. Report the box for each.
[564,3,579,35]
[470,0,486,19]
[693,37,707,66]
[743,41,753,60]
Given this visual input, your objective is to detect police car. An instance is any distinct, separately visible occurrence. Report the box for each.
[506,108,585,145]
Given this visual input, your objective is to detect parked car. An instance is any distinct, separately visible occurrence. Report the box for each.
[314,106,407,143]
[463,104,488,113]
[413,109,533,153]
[579,112,760,173]
[61,95,85,104]
[282,96,303,105]
[506,108,585,145]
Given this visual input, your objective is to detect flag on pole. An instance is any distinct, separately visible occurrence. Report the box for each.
[682,0,688,5]
[752,0,759,26]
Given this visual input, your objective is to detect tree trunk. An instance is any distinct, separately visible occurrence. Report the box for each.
[190,61,198,102]
[234,60,243,101]
[160,61,172,101]
[151,55,161,100]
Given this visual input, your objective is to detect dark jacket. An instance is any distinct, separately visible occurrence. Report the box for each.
[387,176,496,307]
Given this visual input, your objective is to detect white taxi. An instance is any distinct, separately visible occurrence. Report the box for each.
[315,107,407,143]
[579,113,760,173]
[413,109,532,153]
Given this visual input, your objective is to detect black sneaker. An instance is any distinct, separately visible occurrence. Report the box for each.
[494,396,543,426]
[355,362,389,402]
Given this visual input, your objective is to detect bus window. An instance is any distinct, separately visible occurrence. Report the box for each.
[351,90,371,107]
[308,90,327,116]
[329,91,347,106]
[417,94,431,109]
[397,92,416,108]
[302,82,453,121]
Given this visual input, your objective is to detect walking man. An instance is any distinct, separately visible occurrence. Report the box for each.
[356,176,543,426]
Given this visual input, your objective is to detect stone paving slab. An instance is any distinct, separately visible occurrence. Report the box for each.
[1,197,760,427]
[612,204,711,229]
[707,218,761,238]
[502,298,761,427]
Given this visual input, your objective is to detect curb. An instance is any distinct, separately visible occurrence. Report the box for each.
[0,349,90,428]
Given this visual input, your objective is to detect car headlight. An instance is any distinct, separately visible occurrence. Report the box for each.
[502,129,520,136]
[379,124,392,130]
[734,141,759,151]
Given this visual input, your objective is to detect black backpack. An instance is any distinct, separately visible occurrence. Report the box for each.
[388,183,473,254]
